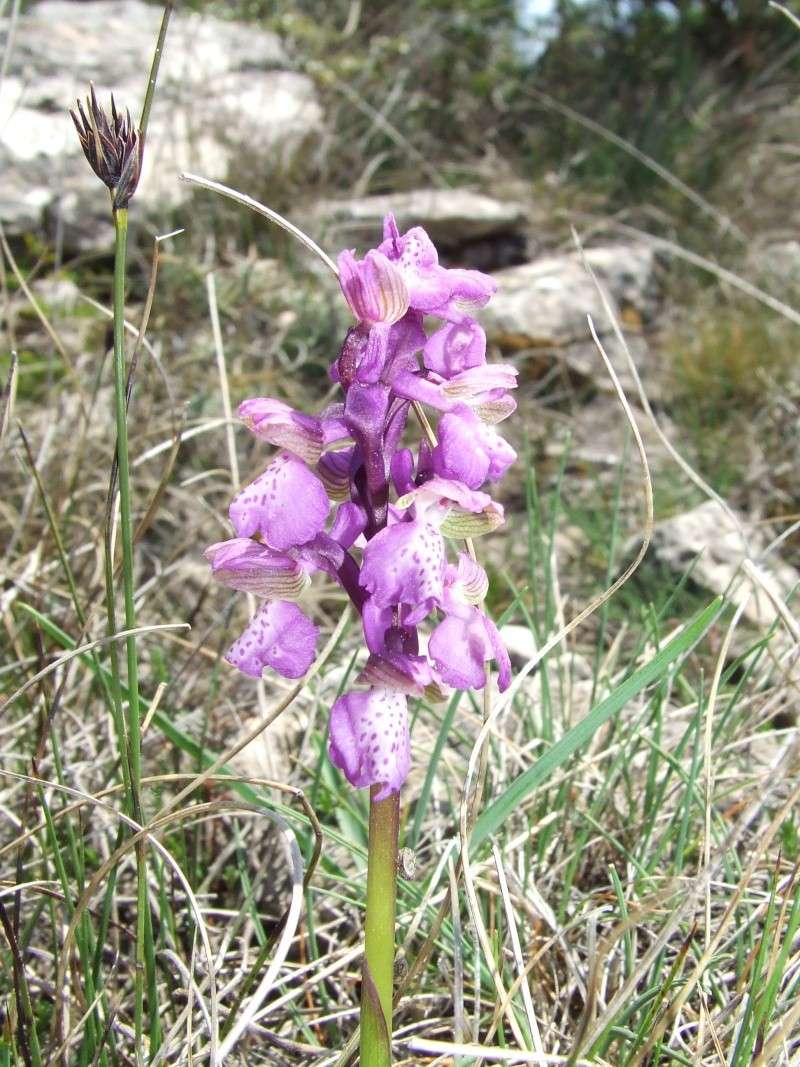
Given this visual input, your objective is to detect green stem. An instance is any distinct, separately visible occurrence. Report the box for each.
[139,0,174,144]
[112,208,161,1059]
[360,788,399,1067]
[112,208,142,805]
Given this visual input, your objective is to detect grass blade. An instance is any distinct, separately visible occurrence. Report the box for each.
[470,597,723,852]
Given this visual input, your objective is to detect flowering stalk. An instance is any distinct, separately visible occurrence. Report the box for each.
[73,79,165,1055]
[206,214,516,1061]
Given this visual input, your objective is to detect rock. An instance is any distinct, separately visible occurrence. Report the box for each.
[649,500,800,629]
[31,276,82,313]
[499,624,539,664]
[542,394,676,470]
[481,244,658,348]
[313,189,528,252]
[0,0,321,248]
[515,333,662,405]
[746,240,800,293]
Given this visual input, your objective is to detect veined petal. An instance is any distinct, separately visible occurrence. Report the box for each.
[238,398,323,465]
[338,249,409,326]
[442,363,518,401]
[474,391,517,424]
[357,651,433,696]
[397,476,495,516]
[328,688,410,799]
[229,453,330,550]
[318,447,354,502]
[205,537,309,599]
[226,601,317,679]
[395,476,505,538]
[445,552,490,606]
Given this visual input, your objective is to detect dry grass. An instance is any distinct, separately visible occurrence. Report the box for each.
[2,2,800,1063]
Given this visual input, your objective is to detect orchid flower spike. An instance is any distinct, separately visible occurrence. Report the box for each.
[206,213,517,799]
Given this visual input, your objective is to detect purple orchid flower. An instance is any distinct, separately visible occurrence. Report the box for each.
[206,213,517,800]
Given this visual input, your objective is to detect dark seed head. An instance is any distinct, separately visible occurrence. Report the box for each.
[70,84,142,210]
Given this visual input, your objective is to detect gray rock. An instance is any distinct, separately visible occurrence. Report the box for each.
[514,333,661,405]
[543,394,676,469]
[313,189,528,251]
[481,244,658,347]
[746,240,800,292]
[0,0,321,247]
[650,500,799,629]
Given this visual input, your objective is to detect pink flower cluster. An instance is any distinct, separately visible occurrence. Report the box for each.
[206,215,517,798]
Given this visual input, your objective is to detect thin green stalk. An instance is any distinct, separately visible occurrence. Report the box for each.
[111,208,142,807]
[111,207,160,1059]
[139,0,174,145]
[361,788,399,1067]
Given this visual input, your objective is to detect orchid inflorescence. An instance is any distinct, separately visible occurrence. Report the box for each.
[205,215,517,799]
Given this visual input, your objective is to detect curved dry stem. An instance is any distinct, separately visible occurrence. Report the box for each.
[571,225,748,554]
[531,89,745,240]
[179,172,340,277]
[0,223,88,419]
[0,769,221,1061]
[0,772,324,892]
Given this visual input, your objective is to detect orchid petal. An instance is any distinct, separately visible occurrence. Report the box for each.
[431,407,516,488]
[339,249,409,326]
[429,605,510,692]
[318,447,354,502]
[229,453,330,550]
[226,601,317,679]
[238,398,323,465]
[329,688,410,799]
[360,516,445,615]
[205,537,309,599]
[329,501,368,550]
[423,320,486,377]
[357,651,433,696]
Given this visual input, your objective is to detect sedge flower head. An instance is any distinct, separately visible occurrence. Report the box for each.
[70,85,142,209]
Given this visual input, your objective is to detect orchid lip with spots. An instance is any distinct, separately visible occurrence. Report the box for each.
[206,213,516,799]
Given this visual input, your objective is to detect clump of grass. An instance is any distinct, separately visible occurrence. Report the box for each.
[667,298,795,419]
[661,295,797,502]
